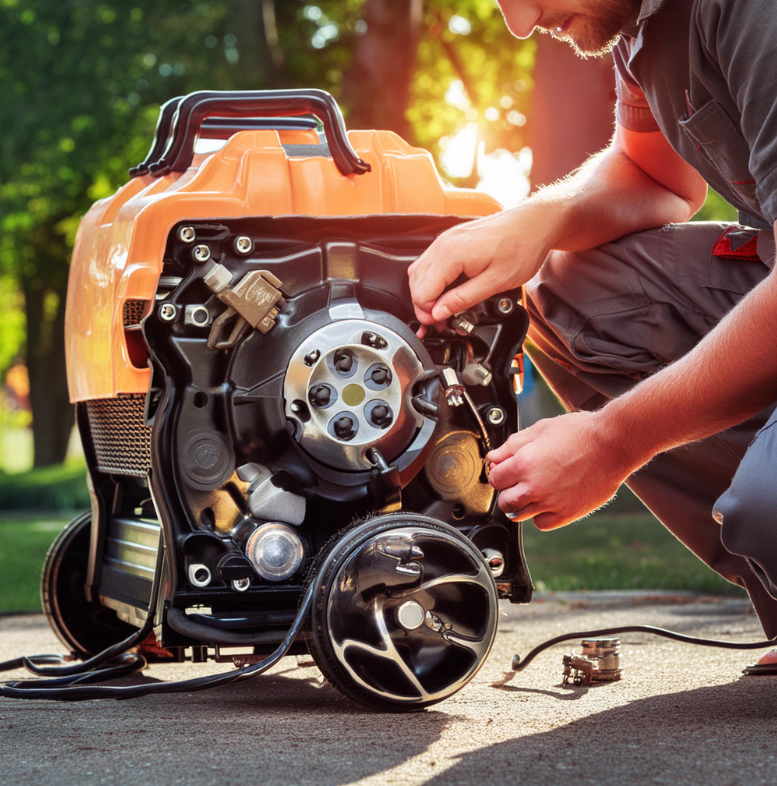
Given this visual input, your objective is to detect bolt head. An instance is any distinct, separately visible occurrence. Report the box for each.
[333,416,356,440]
[497,297,514,315]
[192,244,211,263]
[159,303,177,322]
[369,403,392,428]
[334,352,354,374]
[370,366,391,386]
[178,226,196,243]
[487,407,506,426]
[234,236,253,255]
[309,384,332,408]
[304,349,321,367]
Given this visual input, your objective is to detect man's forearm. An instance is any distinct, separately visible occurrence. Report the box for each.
[527,139,703,255]
[597,237,777,470]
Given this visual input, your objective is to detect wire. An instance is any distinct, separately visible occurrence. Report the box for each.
[0,582,315,702]
[511,624,776,672]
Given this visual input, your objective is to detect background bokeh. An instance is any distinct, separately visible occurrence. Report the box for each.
[0,0,742,608]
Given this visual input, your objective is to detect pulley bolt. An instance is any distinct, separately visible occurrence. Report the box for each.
[333,416,356,440]
[178,226,196,243]
[304,349,321,366]
[370,366,391,386]
[497,297,514,315]
[334,351,354,374]
[192,244,211,264]
[234,235,253,255]
[370,404,393,428]
[309,384,332,408]
[396,600,426,631]
[486,406,506,426]
[158,303,177,322]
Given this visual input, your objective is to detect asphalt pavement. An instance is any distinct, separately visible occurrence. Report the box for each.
[2,591,776,786]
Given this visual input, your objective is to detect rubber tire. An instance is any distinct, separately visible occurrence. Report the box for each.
[41,511,135,659]
[305,513,497,712]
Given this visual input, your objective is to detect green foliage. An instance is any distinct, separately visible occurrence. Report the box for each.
[694,188,739,223]
[410,2,534,173]
[0,514,71,612]
[0,460,89,512]
[523,514,746,596]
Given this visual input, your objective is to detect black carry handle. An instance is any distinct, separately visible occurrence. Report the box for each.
[147,89,371,178]
[129,95,184,178]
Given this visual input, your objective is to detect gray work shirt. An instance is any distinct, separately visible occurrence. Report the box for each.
[613,0,777,231]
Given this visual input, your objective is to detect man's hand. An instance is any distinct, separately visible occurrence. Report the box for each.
[487,412,647,530]
[408,203,553,328]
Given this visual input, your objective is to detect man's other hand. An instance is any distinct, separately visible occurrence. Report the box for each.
[487,412,643,530]
[408,204,553,330]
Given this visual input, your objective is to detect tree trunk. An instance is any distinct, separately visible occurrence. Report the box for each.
[341,0,424,137]
[22,267,74,468]
[529,37,615,189]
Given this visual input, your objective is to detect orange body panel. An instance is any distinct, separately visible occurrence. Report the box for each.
[65,128,502,402]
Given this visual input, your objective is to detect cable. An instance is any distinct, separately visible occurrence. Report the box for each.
[511,624,776,672]
[0,582,315,702]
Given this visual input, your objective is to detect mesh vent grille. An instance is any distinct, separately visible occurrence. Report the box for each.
[85,394,152,477]
[123,299,148,327]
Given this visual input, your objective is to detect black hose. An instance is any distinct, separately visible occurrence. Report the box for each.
[166,607,297,644]
[511,624,776,672]
[186,611,296,630]
[0,582,315,702]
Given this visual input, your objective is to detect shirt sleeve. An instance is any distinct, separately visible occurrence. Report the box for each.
[612,38,660,133]
[701,0,777,225]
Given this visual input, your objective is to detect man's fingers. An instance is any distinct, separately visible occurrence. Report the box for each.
[533,512,569,531]
[496,483,535,514]
[487,430,534,465]
[488,454,527,490]
[429,273,499,323]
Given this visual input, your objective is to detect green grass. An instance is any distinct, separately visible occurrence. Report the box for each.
[0,513,71,613]
[522,513,746,597]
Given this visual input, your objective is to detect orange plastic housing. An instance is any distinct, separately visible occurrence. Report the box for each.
[65,128,501,402]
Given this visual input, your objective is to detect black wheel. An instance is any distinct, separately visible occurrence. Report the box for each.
[41,511,135,658]
[307,513,498,711]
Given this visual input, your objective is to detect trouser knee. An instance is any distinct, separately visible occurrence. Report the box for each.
[715,422,777,597]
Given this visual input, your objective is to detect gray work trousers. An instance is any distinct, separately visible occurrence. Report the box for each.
[524,221,777,637]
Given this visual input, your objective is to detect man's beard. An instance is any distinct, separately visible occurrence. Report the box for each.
[539,0,641,58]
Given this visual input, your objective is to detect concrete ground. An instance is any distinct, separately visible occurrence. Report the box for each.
[1,592,776,786]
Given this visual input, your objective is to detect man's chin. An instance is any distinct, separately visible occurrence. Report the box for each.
[549,26,622,58]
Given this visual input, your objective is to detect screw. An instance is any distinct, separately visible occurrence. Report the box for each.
[369,403,393,428]
[370,365,391,386]
[486,406,506,426]
[232,577,250,592]
[158,303,177,322]
[309,384,333,408]
[497,297,514,315]
[178,226,196,243]
[304,349,321,366]
[333,416,356,440]
[234,236,253,255]
[192,244,211,264]
[451,311,477,336]
[334,350,354,374]
[463,362,493,387]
